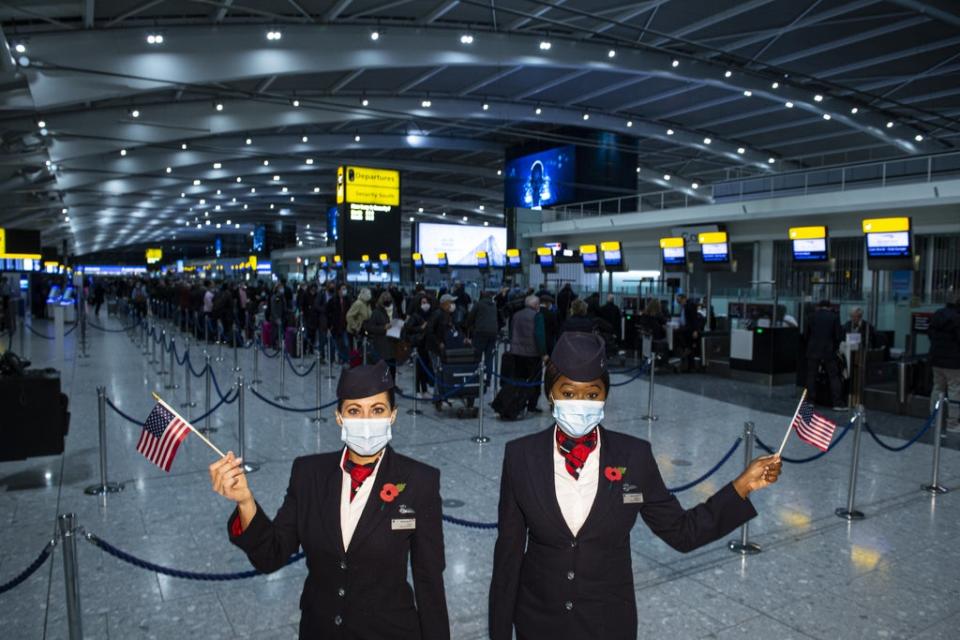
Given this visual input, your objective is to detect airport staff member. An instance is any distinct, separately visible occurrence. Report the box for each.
[805,300,845,410]
[488,332,781,640]
[210,360,450,639]
[842,307,883,349]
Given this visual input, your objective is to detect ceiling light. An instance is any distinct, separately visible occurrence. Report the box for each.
[205,220,211,226]
[45,160,51,167]
[292,99,300,107]
[200,198,206,204]
[785,101,794,108]
[409,217,415,222]
[915,134,924,142]
[886,121,894,128]
[582,113,590,121]
[193,179,201,185]
[263,159,270,166]
[130,108,140,118]
[691,182,699,189]
[671,59,679,68]
[146,33,163,45]
[479,204,485,211]
[269,203,275,209]
[249,231,254,236]
[421,99,432,108]
[822,113,831,120]
[460,34,474,45]
[14,43,26,54]
[216,223,221,229]
[539,40,552,51]
[165,166,172,173]
[361,98,369,106]
[290,196,295,201]
[243,204,248,210]
[482,103,489,111]
[216,189,221,195]
[37,120,46,128]
[663,174,671,181]
[768,157,776,164]
[225,219,231,224]
[64,216,70,222]
[462,216,468,221]
[607,49,616,58]
[120,148,127,156]
[181,143,188,150]
[636,167,641,173]
[250,187,256,193]
[273,175,280,181]
[266,30,282,41]
[213,162,222,169]
[282,186,289,193]
[231,197,236,202]
[535,107,542,115]
[743,90,752,97]
[813,94,823,102]
[236,176,242,182]
[771,81,779,89]
[215,204,221,211]
[703,137,712,144]
[314,186,321,193]
[626,120,633,127]
[483,221,489,227]
[666,128,674,135]
[418,207,424,213]
[850,107,859,114]
[301,135,309,143]
[245,137,252,145]
[496,169,502,176]
[370,30,381,41]
[215,102,224,111]
[724,70,732,78]
[305,158,314,165]
[235,223,240,229]
[737,147,745,154]
[180,192,185,197]
[354,134,361,142]
[61,207,67,214]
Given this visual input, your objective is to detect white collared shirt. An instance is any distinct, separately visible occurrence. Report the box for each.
[340,448,385,551]
[552,426,600,536]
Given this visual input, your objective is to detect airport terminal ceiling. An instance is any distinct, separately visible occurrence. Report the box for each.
[1,0,959,257]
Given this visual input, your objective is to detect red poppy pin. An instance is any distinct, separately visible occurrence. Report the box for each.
[605,466,626,482]
[380,482,406,506]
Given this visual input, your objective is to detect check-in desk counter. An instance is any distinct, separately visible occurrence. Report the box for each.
[729,326,799,385]
[860,350,930,417]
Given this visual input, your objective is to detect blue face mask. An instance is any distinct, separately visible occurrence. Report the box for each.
[552,399,604,438]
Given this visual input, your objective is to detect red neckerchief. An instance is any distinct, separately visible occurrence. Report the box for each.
[555,427,599,480]
[342,450,377,501]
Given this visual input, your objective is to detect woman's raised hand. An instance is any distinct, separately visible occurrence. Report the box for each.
[209,451,254,506]
[732,455,783,498]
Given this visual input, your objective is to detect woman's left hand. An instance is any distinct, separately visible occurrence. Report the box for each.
[732,455,782,499]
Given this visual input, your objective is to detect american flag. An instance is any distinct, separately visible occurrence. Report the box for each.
[137,403,191,471]
[792,400,838,451]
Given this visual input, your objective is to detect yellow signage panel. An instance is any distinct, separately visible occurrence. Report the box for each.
[378,253,389,261]
[412,252,422,261]
[361,254,370,262]
[789,226,826,240]
[248,255,258,270]
[347,166,400,189]
[338,165,401,206]
[146,248,163,264]
[600,241,621,251]
[0,228,4,254]
[659,237,684,249]
[536,247,553,256]
[579,244,597,254]
[336,166,345,204]
[506,248,520,257]
[476,251,488,259]
[862,217,909,233]
[437,252,447,261]
[698,231,727,244]
[345,184,400,206]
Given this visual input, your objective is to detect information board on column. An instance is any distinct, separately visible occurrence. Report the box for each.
[336,165,402,261]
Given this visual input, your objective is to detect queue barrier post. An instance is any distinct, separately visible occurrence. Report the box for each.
[232,324,241,372]
[728,421,760,555]
[200,352,217,434]
[251,335,263,386]
[923,393,949,495]
[237,376,260,473]
[166,337,178,390]
[313,350,328,424]
[471,361,490,444]
[275,334,289,402]
[157,330,168,376]
[640,335,658,422]
[58,513,84,640]
[836,404,866,521]
[407,358,423,417]
[327,335,336,379]
[215,322,225,362]
[84,387,124,496]
[181,347,196,409]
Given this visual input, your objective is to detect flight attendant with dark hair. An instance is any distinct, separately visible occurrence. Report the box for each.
[489,332,782,640]
[210,360,450,639]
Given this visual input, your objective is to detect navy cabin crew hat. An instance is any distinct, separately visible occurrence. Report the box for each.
[550,331,607,382]
[336,360,394,400]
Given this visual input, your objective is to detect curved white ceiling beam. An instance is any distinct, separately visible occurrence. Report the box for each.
[10,23,921,162]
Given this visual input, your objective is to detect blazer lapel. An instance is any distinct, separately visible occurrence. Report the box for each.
[529,426,575,538]
[578,426,620,536]
[346,446,397,553]
[319,452,346,555]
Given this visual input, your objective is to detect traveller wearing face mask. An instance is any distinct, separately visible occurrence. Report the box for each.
[403,294,436,399]
[211,360,450,639]
[325,283,352,364]
[489,332,783,640]
[364,291,400,380]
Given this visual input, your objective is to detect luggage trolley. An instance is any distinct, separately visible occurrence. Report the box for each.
[433,347,481,418]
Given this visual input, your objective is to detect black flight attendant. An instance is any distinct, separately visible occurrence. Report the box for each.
[489,332,782,640]
[210,360,450,639]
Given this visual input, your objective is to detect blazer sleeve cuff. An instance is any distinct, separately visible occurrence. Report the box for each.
[226,502,269,551]
[718,482,758,525]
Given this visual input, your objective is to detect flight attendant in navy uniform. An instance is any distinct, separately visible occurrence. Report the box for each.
[209,360,450,639]
[489,332,782,640]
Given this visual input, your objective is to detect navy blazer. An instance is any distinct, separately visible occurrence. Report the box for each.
[227,447,450,639]
[489,426,756,640]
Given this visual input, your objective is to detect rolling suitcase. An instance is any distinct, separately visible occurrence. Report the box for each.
[492,384,527,421]
[284,326,299,357]
[261,321,274,348]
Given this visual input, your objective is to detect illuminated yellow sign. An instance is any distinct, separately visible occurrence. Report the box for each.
[600,241,621,252]
[506,248,520,257]
[319,256,327,264]
[0,228,42,260]
[248,255,258,270]
[579,244,597,254]
[697,231,727,244]
[378,253,389,261]
[0,228,4,254]
[337,165,401,206]
[333,255,342,263]
[659,237,684,249]
[412,252,423,261]
[437,252,448,262]
[361,254,370,262]
[862,217,909,233]
[536,247,553,256]
[476,251,488,259]
[146,248,163,264]
[44,261,58,269]
[789,226,826,240]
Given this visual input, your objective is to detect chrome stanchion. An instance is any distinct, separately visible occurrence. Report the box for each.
[204,314,209,344]
[58,513,83,640]
[199,352,217,434]
[78,309,89,359]
[327,334,336,379]
[471,361,490,444]
[313,350,328,424]
[232,326,241,372]
[215,322,225,361]
[236,375,260,473]
[181,349,196,408]
[297,324,304,361]
[362,335,368,364]
[407,356,423,416]
[728,421,760,554]
[923,394,948,495]
[275,341,289,402]
[640,336,657,421]
[149,324,158,364]
[141,320,149,355]
[157,330,168,375]
[165,337,178,390]
[251,335,263,386]
[84,387,124,496]
[836,404,866,520]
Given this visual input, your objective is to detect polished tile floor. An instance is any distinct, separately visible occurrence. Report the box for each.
[1,314,958,640]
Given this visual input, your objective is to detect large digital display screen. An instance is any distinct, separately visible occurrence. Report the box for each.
[252,225,266,253]
[867,231,911,258]
[507,250,521,269]
[335,166,402,262]
[504,145,576,209]
[662,247,685,265]
[701,242,729,263]
[601,242,623,269]
[326,206,339,243]
[417,223,507,266]
[792,238,827,261]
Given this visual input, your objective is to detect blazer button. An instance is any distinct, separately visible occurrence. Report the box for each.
[334,615,343,626]
[566,571,575,580]
[338,587,346,597]
[569,540,577,548]
[339,560,348,570]
[564,601,574,611]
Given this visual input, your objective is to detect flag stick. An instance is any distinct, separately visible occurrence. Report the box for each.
[777,388,808,456]
[151,392,225,458]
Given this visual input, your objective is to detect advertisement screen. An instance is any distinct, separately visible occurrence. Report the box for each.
[792,238,827,261]
[326,206,339,243]
[662,246,685,265]
[504,145,576,209]
[417,223,507,266]
[867,231,910,258]
[701,242,729,263]
[252,225,266,253]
